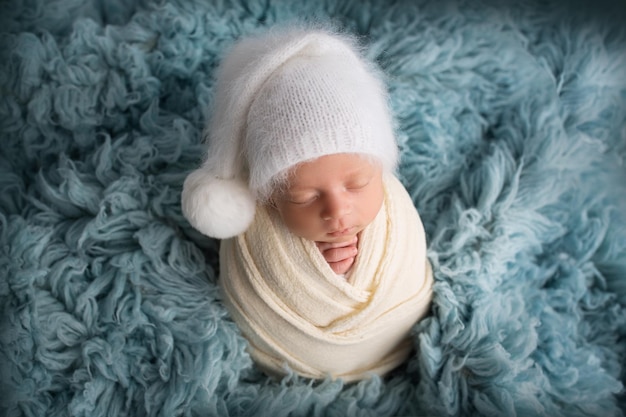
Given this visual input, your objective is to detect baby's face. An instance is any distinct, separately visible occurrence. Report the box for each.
[271,153,384,244]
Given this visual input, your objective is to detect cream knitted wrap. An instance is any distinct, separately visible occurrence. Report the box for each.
[220,174,433,381]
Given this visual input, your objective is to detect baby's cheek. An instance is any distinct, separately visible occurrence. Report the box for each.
[280,210,322,240]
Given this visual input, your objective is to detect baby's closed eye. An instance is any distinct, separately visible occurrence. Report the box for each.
[286,192,319,205]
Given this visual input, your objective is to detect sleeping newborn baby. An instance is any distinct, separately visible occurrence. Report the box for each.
[181,27,433,381]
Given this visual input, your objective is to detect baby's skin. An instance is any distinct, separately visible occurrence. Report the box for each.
[316,235,358,275]
[271,153,384,275]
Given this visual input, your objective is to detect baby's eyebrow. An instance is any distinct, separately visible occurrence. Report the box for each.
[285,184,316,193]
[279,187,318,201]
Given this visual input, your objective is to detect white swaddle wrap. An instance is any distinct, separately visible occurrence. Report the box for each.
[220,174,433,381]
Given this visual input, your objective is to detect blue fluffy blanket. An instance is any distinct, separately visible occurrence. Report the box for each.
[1,0,625,416]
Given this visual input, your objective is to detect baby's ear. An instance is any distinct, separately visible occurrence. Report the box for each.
[181,170,256,239]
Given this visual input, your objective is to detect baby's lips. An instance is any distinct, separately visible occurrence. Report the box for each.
[327,226,356,238]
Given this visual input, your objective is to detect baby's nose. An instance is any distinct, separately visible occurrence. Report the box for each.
[321,194,351,220]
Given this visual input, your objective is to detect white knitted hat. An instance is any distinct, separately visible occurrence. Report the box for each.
[181,27,398,239]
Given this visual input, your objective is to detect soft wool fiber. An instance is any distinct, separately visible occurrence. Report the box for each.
[1,0,625,416]
[220,174,432,381]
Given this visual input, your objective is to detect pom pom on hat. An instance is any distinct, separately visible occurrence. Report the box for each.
[181,169,256,239]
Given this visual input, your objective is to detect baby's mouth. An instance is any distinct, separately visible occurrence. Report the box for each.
[327,227,354,237]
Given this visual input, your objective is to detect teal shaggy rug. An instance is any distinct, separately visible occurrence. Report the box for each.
[1,0,626,416]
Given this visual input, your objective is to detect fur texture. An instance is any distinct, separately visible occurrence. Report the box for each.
[1,0,625,416]
[181,173,256,239]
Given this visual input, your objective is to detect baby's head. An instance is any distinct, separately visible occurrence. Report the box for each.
[182,27,398,240]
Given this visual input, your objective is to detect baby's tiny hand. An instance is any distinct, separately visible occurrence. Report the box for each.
[315,236,359,275]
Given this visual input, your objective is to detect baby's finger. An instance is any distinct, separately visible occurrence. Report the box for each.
[321,246,358,263]
[329,257,355,275]
[316,236,358,251]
